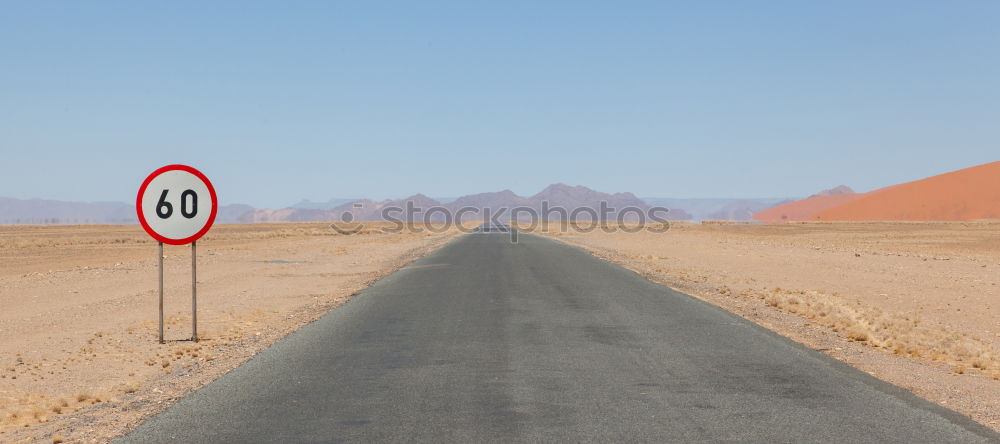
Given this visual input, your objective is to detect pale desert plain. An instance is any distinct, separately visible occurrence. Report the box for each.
[3,221,1000,443]
[0,223,459,443]
[529,221,1000,432]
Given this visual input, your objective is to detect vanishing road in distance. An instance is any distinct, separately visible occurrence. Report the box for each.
[119,233,999,443]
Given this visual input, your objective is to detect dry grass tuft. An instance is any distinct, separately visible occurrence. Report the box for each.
[754,287,999,377]
[846,328,869,343]
[122,380,140,394]
[31,407,48,422]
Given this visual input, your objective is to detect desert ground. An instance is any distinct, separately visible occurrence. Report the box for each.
[0,223,458,443]
[5,221,1000,442]
[528,221,1000,432]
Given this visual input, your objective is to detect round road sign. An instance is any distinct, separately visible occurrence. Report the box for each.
[136,165,218,245]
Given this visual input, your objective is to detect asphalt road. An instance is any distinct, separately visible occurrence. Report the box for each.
[119,233,999,443]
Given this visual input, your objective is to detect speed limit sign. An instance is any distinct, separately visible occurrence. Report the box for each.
[137,164,217,343]
[136,164,218,245]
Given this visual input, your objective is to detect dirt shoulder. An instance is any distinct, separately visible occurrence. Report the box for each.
[531,221,1000,432]
[0,223,458,443]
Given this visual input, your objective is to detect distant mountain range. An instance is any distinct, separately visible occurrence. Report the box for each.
[239,184,694,223]
[1,183,801,225]
[10,160,998,226]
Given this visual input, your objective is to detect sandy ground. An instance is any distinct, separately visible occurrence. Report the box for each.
[530,221,1000,432]
[6,221,999,441]
[0,223,458,443]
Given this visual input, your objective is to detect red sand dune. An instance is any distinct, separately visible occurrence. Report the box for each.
[753,193,865,222]
[814,161,1000,221]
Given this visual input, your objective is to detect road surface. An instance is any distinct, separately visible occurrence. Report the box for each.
[119,233,999,443]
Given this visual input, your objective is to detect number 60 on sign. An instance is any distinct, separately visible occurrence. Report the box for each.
[137,164,218,245]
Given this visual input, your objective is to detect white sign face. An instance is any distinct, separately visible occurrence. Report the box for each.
[137,165,217,245]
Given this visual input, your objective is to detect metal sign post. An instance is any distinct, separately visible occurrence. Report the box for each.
[159,242,164,344]
[156,241,199,343]
[192,241,198,342]
[137,164,217,344]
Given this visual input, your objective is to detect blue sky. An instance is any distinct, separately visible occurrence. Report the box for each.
[2,1,998,208]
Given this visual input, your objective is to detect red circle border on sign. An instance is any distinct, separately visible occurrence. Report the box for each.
[136,164,218,245]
